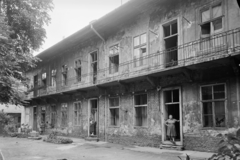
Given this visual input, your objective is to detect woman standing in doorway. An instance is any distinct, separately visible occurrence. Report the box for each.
[165,115,180,142]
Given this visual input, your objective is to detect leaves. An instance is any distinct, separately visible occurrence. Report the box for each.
[0,0,53,105]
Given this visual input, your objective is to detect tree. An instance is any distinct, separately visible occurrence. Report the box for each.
[0,0,53,105]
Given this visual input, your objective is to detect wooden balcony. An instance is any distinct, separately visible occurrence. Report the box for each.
[29,27,240,99]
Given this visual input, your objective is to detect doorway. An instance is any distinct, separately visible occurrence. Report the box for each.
[33,107,38,131]
[89,99,98,137]
[161,88,183,146]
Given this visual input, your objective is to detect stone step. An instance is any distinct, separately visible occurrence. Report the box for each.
[160,144,184,151]
[85,136,99,142]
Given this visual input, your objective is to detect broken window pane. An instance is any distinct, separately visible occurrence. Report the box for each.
[202,86,212,100]
[172,89,179,102]
[202,9,210,22]
[201,23,211,37]
[165,90,172,103]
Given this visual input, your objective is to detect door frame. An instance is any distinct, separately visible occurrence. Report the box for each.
[88,98,99,137]
[161,87,183,146]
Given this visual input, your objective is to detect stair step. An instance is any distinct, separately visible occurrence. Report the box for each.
[160,144,184,151]
[85,137,99,142]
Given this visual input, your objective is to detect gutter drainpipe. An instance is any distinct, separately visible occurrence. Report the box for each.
[90,21,106,43]
[90,21,107,141]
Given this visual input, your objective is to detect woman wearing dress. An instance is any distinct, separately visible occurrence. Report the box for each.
[165,115,180,142]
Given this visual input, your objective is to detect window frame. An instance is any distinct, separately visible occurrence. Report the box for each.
[74,59,82,82]
[50,69,57,87]
[109,44,120,75]
[200,83,227,129]
[133,93,148,127]
[109,97,120,127]
[200,2,224,36]
[133,33,148,68]
[73,101,82,126]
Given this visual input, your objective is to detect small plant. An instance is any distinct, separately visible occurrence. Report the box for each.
[43,131,73,144]
[208,130,240,160]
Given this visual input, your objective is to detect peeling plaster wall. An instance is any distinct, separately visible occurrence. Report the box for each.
[24,0,240,151]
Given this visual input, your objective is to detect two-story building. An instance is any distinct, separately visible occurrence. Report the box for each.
[25,0,240,151]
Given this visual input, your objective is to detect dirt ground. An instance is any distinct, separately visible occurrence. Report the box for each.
[0,136,212,160]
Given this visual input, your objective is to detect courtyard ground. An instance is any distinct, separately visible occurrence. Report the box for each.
[0,136,213,160]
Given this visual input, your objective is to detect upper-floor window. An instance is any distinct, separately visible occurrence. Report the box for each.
[73,102,81,126]
[134,94,147,127]
[200,3,223,38]
[90,51,98,84]
[50,69,56,87]
[133,33,147,67]
[109,44,119,74]
[62,65,68,86]
[74,59,82,82]
[201,84,226,128]
[163,21,178,68]
[109,97,120,126]
[41,72,47,87]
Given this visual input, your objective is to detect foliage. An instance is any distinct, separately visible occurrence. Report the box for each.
[43,131,73,144]
[208,129,240,160]
[0,0,53,105]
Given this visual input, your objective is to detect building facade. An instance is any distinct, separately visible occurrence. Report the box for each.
[25,0,240,151]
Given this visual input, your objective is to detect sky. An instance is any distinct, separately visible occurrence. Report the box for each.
[34,0,129,55]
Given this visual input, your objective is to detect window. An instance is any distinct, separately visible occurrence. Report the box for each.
[61,103,68,127]
[90,52,98,84]
[73,102,81,126]
[201,84,226,128]
[134,94,147,127]
[109,97,120,126]
[51,105,57,128]
[200,3,223,37]
[163,21,178,67]
[133,33,147,67]
[50,70,56,87]
[74,59,81,82]
[41,72,47,87]
[109,44,119,74]
[62,65,68,86]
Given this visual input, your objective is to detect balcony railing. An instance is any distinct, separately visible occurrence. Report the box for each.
[30,27,240,98]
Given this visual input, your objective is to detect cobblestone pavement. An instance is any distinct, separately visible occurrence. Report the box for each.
[0,137,212,160]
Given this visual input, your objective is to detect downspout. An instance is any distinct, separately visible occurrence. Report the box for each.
[90,21,107,141]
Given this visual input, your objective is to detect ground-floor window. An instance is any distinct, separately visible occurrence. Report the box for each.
[134,94,147,127]
[73,102,81,126]
[201,84,226,128]
[50,105,57,128]
[109,97,120,126]
[61,103,68,127]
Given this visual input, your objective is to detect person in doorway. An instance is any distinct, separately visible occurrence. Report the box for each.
[165,115,180,143]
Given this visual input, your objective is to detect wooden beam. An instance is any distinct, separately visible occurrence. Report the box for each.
[146,76,157,87]
[181,68,193,82]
